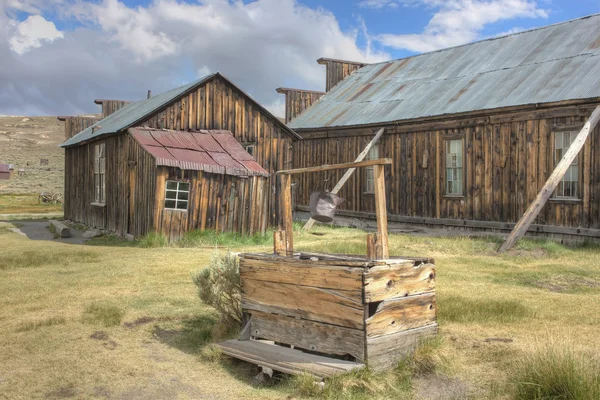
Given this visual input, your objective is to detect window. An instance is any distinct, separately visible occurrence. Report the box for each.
[445,139,463,196]
[365,145,379,194]
[554,131,579,198]
[93,143,106,203]
[165,180,190,210]
[244,145,256,158]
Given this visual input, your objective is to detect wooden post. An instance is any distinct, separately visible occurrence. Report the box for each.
[366,233,383,260]
[373,164,389,259]
[303,128,385,230]
[280,174,294,256]
[499,106,600,252]
[273,230,287,256]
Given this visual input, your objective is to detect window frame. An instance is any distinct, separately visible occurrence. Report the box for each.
[443,135,466,198]
[364,145,380,195]
[164,180,190,211]
[243,144,256,158]
[552,130,580,200]
[93,142,106,206]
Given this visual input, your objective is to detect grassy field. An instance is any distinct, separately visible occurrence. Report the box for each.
[0,193,63,217]
[0,222,599,399]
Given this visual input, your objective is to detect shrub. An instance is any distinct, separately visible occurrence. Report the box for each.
[511,340,600,400]
[191,250,242,329]
[138,233,168,248]
[82,303,126,327]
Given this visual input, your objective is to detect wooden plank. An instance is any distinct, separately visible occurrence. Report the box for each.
[239,257,363,291]
[373,164,389,258]
[303,128,385,230]
[366,232,383,260]
[273,230,286,256]
[241,279,364,330]
[249,311,365,361]
[277,158,392,175]
[216,339,364,378]
[366,293,436,338]
[364,262,435,303]
[280,174,293,256]
[499,106,600,252]
[367,324,438,371]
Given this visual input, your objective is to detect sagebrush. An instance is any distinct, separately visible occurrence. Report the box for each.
[192,250,242,328]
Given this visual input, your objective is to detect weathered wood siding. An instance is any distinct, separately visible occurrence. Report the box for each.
[100,100,131,118]
[317,58,367,92]
[154,169,268,242]
[64,134,156,237]
[136,76,293,226]
[61,116,100,139]
[293,104,600,230]
[276,88,325,123]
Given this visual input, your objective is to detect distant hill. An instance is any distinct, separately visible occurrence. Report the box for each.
[0,116,65,194]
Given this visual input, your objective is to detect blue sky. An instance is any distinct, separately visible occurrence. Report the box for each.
[1,0,599,116]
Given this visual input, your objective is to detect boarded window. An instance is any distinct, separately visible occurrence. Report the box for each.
[445,139,463,196]
[93,143,106,203]
[165,180,190,210]
[365,145,379,193]
[554,131,579,198]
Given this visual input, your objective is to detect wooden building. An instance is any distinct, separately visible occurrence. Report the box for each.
[284,15,600,241]
[62,73,299,238]
[0,164,10,180]
[58,116,100,140]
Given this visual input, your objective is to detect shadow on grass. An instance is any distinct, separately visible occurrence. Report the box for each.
[151,313,222,355]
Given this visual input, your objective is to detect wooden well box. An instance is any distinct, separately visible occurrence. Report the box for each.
[234,252,437,373]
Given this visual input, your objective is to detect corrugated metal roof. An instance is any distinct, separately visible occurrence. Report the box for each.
[129,128,269,178]
[289,14,600,130]
[0,164,9,173]
[62,73,299,148]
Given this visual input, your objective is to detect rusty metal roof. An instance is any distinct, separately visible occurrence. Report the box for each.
[289,14,600,130]
[0,164,9,173]
[129,128,269,178]
[62,73,299,148]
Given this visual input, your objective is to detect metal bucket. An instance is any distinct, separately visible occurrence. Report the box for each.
[309,191,345,223]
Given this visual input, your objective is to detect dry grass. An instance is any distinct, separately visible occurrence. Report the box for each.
[0,193,63,216]
[0,223,599,399]
[0,116,65,195]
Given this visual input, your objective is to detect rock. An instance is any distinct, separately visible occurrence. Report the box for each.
[251,372,270,386]
[82,230,100,239]
[21,118,31,122]
[125,234,135,242]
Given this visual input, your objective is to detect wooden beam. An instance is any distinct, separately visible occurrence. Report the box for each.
[279,174,294,256]
[367,233,383,260]
[498,106,600,252]
[373,164,389,258]
[273,230,287,256]
[276,158,392,176]
[303,128,384,230]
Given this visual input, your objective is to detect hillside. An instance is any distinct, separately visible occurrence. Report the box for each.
[0,116,66,194]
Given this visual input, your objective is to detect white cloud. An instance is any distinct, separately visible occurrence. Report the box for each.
[0,0,389,117]
[8,15,63,54]
[358,0,399,9]
[378,0,549,52]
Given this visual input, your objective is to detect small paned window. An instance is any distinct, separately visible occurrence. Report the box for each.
[445,139,463,196]
[554,131,579,198]
[244,145,256,158]
[165,180,190,210]
[93,143,106,203]
[365,145,379,194]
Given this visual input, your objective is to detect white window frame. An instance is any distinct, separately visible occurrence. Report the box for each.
[93,143,106,204]
[365,145,379,194]
[164,180,190,211]
[445,138,464,196]
[554,131,579,199]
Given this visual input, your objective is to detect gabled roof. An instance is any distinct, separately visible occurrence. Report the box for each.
[62,73,299,147]
[129,128,269,178]
[290,14,600,130]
